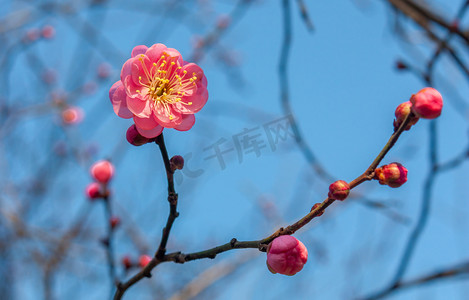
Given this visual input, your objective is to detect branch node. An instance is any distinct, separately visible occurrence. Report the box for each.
[230,238,237,247]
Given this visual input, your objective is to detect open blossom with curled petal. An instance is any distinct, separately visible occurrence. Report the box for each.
[110,44,208,138]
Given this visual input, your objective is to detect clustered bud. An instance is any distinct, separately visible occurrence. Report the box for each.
[393,101,419,131]
[409,87,443,119]
[170,155,185,171]
[374,162,408,188]
[393,87,443,132]
[126,124,151,146]
[90,160,114,184]
[85,160,115,201]
[328,180,350,201]
[266,235,308,276]
[139,255,152,268]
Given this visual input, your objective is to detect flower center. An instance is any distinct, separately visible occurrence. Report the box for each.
[135,54,196,120]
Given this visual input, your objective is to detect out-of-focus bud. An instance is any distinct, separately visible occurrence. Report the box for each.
[395,60,407,71]
[90,160,114,184]
[24,28,40,42]
[126,124,151,146]
[97,63,111,79]
[216,15,231,29]
[266,235,308,276]
[62,106,84,125]
[374,162,408,188]
[122,256,132,270]
[410,87,443,119]
[139,255,152,268]
[393,101,419,131]
[110,216,120,229]
[328,180,350,201]
[86,182,102,200]
[41,25,55,39]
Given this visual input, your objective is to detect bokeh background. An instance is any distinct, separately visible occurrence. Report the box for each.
[1,0,469,299]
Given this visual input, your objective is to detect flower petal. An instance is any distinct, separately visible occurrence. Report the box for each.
[145,43,167,62]
[110,82,133,119]
[174,87,208,114]
[109,81,120,99]
[174,114,195,131]
[161,47,183,65]
[153,102,182,128]
[126,96,151,118]
[136,124,164,138]
[131,45,148,58]
[133,114,159,130]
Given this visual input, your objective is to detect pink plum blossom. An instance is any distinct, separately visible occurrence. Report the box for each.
[110,43,208,138]
[266,235,308,276]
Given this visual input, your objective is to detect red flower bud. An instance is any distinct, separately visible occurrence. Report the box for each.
[90,160,114,184]
[328,180,350,201]
[410,87,443,119]
[85,182,101,200]
[139,255,152,268]
[374,162,408,188]
[393,101,419,131]
[266,235,308,276]
[126,124,150,146]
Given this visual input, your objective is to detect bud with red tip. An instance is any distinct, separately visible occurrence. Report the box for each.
[328,180,350,201]
[393,101,419,131]
[266,235,308,276]
[410,87,443,119]
[126,124,150,146]
[170,155,184,171]
[90,160,114,184]
[110,216,120,229]
[139,255,152,268]
[85,182,101,200]
[374,162,408,188]
[122,256,133,270]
